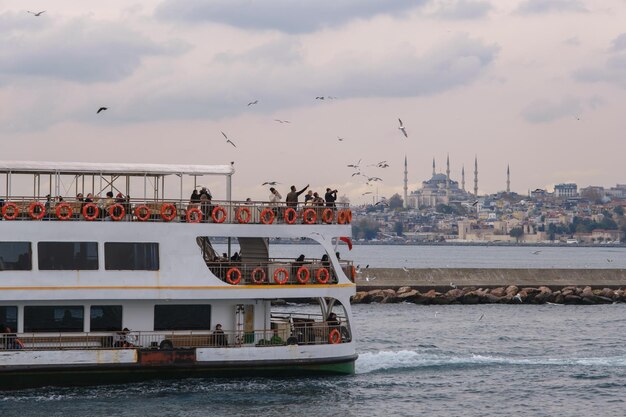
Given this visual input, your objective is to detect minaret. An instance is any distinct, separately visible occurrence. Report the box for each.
[445,154,450,196]
[461,165,466,192]
[432,158,436,177]
[506,164,510,193]
[403,155,408,209]
[473,156,478,197]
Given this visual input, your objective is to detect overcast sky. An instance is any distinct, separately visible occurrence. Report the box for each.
[1,0,625,203]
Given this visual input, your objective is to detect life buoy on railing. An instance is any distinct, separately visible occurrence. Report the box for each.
[186,207,203,223]
[28,202,46,220]
[226,267,242,285]
[337,210,347,224]
[82,203,99,221]
[212,206,227,223]
[2,202,19,220]
[322,208,334,224]
[273,267,289,284]
[303,208,317,224]
[251,267,266,284]
[284,208,297,224]
[316,267,330,284]
[56,203,73,220]
[296,266,310,284]
[160,203,176,222]
[329,328,341,344]
[134,205,150,222]
[260,208,275,224]
[236,207,251,224]
[109,204,125,221]
[346,209,353,224]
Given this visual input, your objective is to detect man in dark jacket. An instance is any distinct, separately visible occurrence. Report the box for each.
[324,188,338,208]
[286,184,309,208]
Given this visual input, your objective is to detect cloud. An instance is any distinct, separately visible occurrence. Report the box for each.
[432,0,493,20]
[155,0,425,33]
[521,96,603,123]
[515,0,587,14]
[574,34,626,88]
[611,33,626,52]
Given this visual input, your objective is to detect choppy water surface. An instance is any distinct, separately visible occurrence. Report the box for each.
[3,304,626,417]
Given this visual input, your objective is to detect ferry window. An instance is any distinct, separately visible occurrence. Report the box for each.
[104,243,159,271]
[90,305,122,331]
[38,242,98,270]
[0,306,17,331]
[24,306,84,332]
[154,305,211,331]
[0,242,32,271]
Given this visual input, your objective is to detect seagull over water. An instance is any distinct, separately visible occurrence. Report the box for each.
[531,250,542,255]
[27,10,46,16]
[398,118,408,138]
[97,107,108,114]
[221,131,237,148]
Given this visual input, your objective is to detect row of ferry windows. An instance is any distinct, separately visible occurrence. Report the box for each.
[0,305,211,332]
[0,242,159,271]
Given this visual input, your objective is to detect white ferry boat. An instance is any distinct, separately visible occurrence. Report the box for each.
[0,161,357,389]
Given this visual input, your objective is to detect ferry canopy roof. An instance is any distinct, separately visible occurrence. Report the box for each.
[0,161,235,177]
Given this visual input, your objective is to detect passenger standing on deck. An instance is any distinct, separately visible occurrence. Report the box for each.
[304,190,313,206]
[324,188,338,208]
[269,187,282,220]
[286,184,309,209]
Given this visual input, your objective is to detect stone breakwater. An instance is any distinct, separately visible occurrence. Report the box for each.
[352,285,626,305]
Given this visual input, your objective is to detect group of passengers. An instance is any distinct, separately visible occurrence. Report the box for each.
[0,324,23,350]
[267,185,339,223]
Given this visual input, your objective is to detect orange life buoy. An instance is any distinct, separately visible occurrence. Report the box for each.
[134,205,150,222]
[109,203,125,221]
[56,202,73,220]
[2,202,19,220]
[296,266,310,284]
[236,207,251,224]
[82,203,99,221]
[284,208,297,224]
[186,207,203,223]
[329,328,341,344]
[226,267,242,285]
[322,208,333,224]
[251,267,266,284]
[346,208,353,224]
[303,208,317,224]
[273,267,289,284]
[28,202,46,220]
[260,208,275,224]
[337,210,347,224]
[212,206,227,223]
[316,267,330,284]
[160,203,176,222]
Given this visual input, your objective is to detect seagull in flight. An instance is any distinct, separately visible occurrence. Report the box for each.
[472,200,479,207]
[262,181,280,186]
[531,250,542,255]
[513,294,523,303]
[367,177,383,182]
[274,119,291,124]
[402,266,409,273]
[450,282,457,289]
[374,200,388,206]
[97,107,108,114]
[478,313,484,321]
[247,100,258,106]
[398,118,408,138]
[347,159,361,169]
[365,276,376,282]
[337,136,345,141]
[27,10,46,16]
[607,258,614,263]
[362,191,373,195]
[221,131,237,147]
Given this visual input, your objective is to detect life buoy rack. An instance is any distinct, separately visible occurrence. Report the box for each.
[346,209,353,224]
[226,267,242,285]
[316,267,330,284]
[260,208,275,224]
[284,208,297,224]
[322,208,334,224]
[2,202,19,220]
[212,206,227,223]
[337,210,347,224]
[186,207,203,223]
[82,203,99,221]
[251,267,266,284]
[296,266,310,284]
[56,203,73,220]
[28,202,46,220]
[273,267,289,284]
[329,328,341,344]
[236,207,251,224]
[160,203,176,222]
[134,205,150,222]
[303,208,317,224]
[109,204,125,221]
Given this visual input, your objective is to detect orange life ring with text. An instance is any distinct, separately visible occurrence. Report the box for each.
[236,207,251,224]
[212,206,227,223]
[251,267,266,284]
[329,328,341,344]
[226,267,242,285]
[134,205,150,222]
[186,207,203,223]
[303,208,317,224]
[284,208,297,224]
[322,208,334,224]
[160,203,176,222]
[109,204,126,221]
[56,203,73,220]
[82,203,99,221]
[316,267,330,284]
[337,210,347,224]
[296,266,310,284]
[273,267,289,285]
[2,202,19,220]
[260,208,275,224]
[28,202,46,220]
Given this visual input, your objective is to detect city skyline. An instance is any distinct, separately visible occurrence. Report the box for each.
[1,1,625,202]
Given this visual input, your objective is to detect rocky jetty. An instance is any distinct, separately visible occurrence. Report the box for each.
[351,286,626,305]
